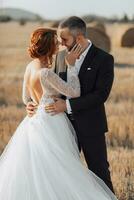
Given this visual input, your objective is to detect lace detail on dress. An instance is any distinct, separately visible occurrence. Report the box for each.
[40,68,80,99]
[22,66,80,105]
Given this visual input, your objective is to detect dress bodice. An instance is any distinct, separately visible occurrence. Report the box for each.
[22,67,80,106]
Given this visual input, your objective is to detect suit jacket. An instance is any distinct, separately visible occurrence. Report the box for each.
[54,44,114,137]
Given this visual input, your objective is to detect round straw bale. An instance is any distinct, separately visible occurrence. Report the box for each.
[51,20,60,28]
[88,21,106,33]
[86,26,111,52]
[121,27,134,47]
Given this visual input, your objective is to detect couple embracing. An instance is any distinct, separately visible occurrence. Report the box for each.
[0,16,118,200]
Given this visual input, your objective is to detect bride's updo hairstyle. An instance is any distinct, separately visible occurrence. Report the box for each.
[28,28,57,64]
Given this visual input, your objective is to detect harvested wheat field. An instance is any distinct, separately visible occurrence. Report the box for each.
[0,22,134,200]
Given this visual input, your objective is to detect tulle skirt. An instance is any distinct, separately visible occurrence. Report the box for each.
[0,105,117,200]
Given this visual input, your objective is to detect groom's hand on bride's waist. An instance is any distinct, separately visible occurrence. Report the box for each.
[45,98,67,115]
[26,101,38,117]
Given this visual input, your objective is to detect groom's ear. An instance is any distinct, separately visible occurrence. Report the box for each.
[76,34,83,43]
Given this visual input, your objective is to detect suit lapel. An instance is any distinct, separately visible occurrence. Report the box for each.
[55,45,98,82]
[59,71,67,81]
[59,64,67,81]
[78,44,97,80]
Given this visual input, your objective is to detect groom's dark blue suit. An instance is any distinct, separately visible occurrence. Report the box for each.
[56,44,114,193]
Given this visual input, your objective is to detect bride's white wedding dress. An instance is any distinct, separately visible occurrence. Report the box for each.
[0,66,117,200]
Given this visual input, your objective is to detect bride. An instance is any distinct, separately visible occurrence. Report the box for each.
[0,28,118,200]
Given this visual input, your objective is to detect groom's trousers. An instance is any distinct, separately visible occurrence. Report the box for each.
[70,118,115,194]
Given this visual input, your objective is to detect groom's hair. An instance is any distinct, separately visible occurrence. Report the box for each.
[59,16,86,37]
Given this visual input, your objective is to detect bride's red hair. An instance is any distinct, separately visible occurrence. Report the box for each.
[28,28,57,64]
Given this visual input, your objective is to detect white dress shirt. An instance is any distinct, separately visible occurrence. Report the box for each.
[66,40,92,114]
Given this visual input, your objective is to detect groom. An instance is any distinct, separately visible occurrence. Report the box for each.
[27,16,114,192]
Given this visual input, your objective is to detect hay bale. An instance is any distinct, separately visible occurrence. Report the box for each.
[86,26,111,52]
[105,23,133,47]
[88,21,106,33]
[121,27,134,47]
[51,20,60,28]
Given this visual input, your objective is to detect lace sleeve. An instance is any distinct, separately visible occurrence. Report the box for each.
[40,68,80,98]
[22,66,31,105]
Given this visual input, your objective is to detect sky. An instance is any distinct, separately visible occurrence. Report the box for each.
[1,0,134,20]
